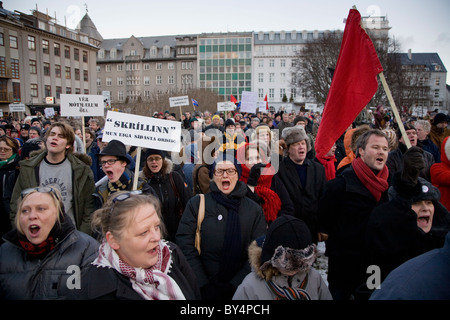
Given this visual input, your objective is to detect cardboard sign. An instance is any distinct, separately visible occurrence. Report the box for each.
[60,94,105,117]
[102,111,182,152]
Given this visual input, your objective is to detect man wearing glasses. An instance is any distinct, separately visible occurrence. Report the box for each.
[10,122,96,235]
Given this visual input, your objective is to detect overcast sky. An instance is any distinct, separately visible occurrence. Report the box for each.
[11,0,450,84]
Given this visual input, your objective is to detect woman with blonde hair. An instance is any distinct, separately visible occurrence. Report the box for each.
[0,187,99,299]
[75,191,200,300]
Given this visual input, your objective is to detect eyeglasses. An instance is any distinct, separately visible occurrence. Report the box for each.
[147,156,162,163]
[20,186,61,200]
[100,159,120,167]
[214,168,237,176]
[0,147,12,152]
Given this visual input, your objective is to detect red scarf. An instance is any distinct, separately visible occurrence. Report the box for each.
[19,236,55,257]
[240,163,281,223]
[317,155,337,181]
[351,157,389,201]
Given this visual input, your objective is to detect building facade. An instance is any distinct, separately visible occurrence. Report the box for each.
[0,5,101,116]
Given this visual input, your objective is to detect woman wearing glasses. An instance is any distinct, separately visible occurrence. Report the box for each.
[94,140,156,210]
[139,148,192,242]
[0,136,21,241]
[176,153,267,300]
[74,191,200,300]
[0,187,99,299]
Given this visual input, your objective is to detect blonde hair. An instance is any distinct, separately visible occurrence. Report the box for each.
[91,191,166,239]
[15,188,64,234]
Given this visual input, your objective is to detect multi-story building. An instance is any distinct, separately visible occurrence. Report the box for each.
[398,50,448,114]
[0,4,101,116]
[197,32,253,101]
[97,35,185,104]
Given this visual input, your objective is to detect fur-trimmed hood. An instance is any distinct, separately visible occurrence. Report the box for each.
[139,157,174,179]
[248,239,317,281]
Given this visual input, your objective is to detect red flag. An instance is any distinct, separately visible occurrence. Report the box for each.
[264,94,269,110]
[315,8,383,158]
[230,95,237,104]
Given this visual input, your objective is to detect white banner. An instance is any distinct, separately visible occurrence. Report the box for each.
[60,94,105,117]
[9,103,26,112]
[102,111,182,152]
[169,96,190,107]
[217,101,236,112]
[240,91,258,113]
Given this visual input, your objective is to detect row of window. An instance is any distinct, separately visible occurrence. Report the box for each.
[100,61,193,72]
[28,60,89,81]
[99,74,182,86]
[257,88,298,100]
[29,84,89,98]
[257,59,295,68]
[258,72,293,83]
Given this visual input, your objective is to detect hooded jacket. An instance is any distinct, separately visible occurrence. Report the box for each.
[9,150,95,235]
[139,158,192,242]
[232,240,332,300]
[431,136,450,211]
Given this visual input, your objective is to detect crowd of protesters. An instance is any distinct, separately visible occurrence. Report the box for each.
[0,105,449,300]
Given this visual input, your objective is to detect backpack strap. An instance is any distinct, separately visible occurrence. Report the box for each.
[195,194,205,254]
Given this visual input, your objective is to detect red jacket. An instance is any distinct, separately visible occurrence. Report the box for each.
[431,136,450,211]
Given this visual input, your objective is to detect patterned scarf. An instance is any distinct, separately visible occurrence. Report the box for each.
[107,169,133,194]
[93,240,185,300]
[265,275,311,300]
[352,157,389,202]
[19,235,55,258]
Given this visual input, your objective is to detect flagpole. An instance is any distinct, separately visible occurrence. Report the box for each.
[378,72,412,149]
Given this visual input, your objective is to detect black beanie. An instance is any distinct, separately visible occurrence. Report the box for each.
[260,215,312,265]
[144,148,165,160]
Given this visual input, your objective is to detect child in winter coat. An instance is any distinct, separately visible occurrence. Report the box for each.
[232,215,332,300]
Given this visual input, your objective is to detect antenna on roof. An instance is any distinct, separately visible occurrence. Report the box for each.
[84,3,88,14]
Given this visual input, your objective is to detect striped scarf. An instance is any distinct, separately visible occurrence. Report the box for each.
[265,275,311,300]
[93,240,185,300]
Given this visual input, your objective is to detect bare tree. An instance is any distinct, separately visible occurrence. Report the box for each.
[110,88,226,118]
[290,31,342,105]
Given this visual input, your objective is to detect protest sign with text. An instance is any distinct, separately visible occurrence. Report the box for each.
[60,94,105,117]
[102,111,182,153]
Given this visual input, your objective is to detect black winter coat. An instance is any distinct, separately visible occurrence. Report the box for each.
[365,175,450,282]
[141,159,193,242]
[276,156,326,243]
[176,181,267,291]
[72,241,201,300]
[319,165,389,290]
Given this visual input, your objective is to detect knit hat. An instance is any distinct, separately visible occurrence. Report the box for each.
[224,118,235,129]
[97,139,130,164]
[144,148,165,160]
[412,177,441,203]
[282,125,311,151]
[260,215,316,274]
[433,113,448,126]
[396,122,416,140]
[209,152,242,179]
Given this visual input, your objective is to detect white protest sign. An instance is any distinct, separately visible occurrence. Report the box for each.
[60,94,105,117]
[258,101,268,113]
[169,96,190,107]
[240,91,258,113]
[44,107,55,118]
[9,103,26,112]
[217,101,236,112]
[102,111,182,152]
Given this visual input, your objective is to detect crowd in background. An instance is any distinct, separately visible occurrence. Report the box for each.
[0,104,449,300]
